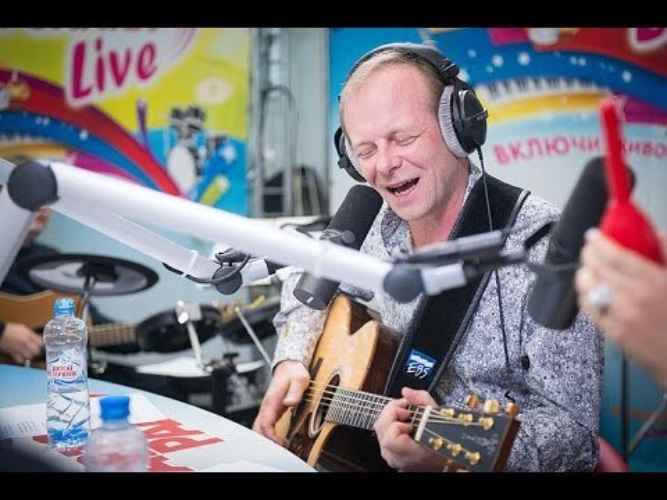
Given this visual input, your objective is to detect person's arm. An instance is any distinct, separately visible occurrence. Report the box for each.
[575,228,667,391]
[252,270,329,444]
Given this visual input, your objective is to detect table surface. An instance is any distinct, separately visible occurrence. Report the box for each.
[0,364,315,473]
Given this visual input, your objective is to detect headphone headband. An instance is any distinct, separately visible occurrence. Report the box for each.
[345,42,460,85]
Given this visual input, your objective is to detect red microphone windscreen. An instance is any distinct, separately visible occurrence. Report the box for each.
[599,96,663,264]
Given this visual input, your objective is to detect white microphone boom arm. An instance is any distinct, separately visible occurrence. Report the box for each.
[0,159,393,296]
[0,159,505,302]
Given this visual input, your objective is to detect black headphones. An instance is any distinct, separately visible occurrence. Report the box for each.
[335,42,488,182]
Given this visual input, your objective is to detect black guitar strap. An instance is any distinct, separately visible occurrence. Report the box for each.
[384,174,529,398]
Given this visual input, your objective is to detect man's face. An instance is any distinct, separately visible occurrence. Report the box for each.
[343,64,461,224]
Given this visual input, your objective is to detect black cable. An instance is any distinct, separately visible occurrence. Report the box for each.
[162,253,251,285]
[476,147,512,371]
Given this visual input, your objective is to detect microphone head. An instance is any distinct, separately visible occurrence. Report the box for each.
[548,157,609,265]
[326,185,383,249]
[293,185,383,310]
[527,156,635,330]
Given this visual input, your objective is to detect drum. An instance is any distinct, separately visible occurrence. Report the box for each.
[135,304,223,353]
[220,296,280,344]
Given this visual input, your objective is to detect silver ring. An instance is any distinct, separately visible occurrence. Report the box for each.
[587,283,613,314]
[23,359,31,368]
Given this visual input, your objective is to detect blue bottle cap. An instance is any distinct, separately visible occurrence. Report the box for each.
[99,395,131,421]
[53,297,76,315]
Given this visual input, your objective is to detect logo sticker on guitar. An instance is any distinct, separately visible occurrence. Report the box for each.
[405,349,436,380]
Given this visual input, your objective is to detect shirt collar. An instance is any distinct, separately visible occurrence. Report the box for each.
[379,160,482,255]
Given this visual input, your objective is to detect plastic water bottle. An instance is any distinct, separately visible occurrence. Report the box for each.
[44,296,90,452]
[83,395,150,472]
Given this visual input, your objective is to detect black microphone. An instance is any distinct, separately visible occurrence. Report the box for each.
[527,156,635,329]
[293,184,383,310]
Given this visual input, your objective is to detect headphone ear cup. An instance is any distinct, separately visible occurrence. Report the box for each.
[438,85,469,158]
[334,127,366,182]
[439,81,488,156]
[455,83,487,153]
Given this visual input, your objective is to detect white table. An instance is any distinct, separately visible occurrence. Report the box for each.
[0,364,315,473]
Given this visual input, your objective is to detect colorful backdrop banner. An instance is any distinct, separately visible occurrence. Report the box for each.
[0,28,250,214]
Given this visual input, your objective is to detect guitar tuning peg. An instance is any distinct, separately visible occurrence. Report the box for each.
[464,451,481,466]
[437,407,455,418]
[464,393,481,409]
[428,436,444,451]
[482,399,500,414]
[505,402,520,418]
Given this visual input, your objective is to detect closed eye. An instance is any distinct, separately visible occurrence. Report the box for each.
[356,145,376,160]
[396,135,418,147]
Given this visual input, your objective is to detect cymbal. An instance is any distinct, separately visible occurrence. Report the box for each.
[17,253,159,296]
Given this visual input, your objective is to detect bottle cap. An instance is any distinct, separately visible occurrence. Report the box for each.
[53,297,76,315]
[99,395,131,421]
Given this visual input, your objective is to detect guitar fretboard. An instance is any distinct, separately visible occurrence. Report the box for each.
[89,322,136,347]
[325,386,420,431]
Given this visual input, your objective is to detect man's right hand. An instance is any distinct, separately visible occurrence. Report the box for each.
[252,360,310,447]
[0,323,43,364]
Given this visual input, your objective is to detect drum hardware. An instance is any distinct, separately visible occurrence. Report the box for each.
[629,392,667,455]
[172,297,281,420]
[175,300,206,369]
[219,295,280,345]
[172,300,257,416]
[233,304,272,367]
[18,253,159,376]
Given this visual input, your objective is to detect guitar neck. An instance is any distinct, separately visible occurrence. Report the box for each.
[320,384,518,472]
[88,322,136,348]
[323,386,403,431]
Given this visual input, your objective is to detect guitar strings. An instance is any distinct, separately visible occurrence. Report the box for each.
[301,380,489,427]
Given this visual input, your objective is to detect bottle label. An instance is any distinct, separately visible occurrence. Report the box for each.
[47,354,86,382]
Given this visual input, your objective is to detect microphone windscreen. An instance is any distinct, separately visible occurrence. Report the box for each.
[548,157,609,265]
[527,156,635,330]
[326,184,384,249]
[293,185,383,310]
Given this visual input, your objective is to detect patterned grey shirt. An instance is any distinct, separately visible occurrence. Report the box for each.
[272,163,604,472]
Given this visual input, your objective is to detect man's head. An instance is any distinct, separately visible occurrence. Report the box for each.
[336,43,487,223]
[336,43,488,179]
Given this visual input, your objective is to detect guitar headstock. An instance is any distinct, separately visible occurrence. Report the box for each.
[412,394,520,472]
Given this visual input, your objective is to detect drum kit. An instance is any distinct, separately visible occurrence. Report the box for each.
[17,252,280,421]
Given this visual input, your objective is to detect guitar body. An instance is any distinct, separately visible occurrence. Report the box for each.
[276,295,401,472]
[0,290,81,330]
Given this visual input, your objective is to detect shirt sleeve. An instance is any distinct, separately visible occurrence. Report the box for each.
[271,269,329,370]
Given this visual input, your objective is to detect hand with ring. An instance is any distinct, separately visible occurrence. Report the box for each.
[575,228,667,390]
[586,283,613,315]
[0,322,43,365]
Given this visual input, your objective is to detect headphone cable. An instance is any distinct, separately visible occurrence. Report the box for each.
[476,146,512,371]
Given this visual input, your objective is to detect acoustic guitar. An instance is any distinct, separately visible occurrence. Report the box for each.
[275,295,520,472]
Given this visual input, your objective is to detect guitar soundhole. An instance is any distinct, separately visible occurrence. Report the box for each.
[309,374,340,437]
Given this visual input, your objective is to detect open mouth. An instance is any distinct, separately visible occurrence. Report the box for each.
[388,178,418,195]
